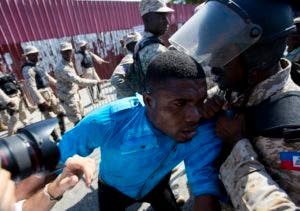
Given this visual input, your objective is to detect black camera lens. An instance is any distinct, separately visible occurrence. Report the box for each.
[0,118,60,180]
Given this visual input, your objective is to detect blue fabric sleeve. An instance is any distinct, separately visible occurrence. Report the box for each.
[184,124,224,200]
[58,105,114,163]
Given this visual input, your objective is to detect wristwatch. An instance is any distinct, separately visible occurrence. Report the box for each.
[43,184,63,201]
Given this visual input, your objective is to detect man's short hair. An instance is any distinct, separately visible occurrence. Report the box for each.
[145,50,205,92]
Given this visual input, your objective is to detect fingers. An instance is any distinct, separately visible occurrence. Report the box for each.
[58,175,79,191]
[65,155,96,187]
[0,170,16,211]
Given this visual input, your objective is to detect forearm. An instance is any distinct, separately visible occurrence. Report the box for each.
[47,74,57,86]
[194,195,220,211]
[220,139,296,210]
[22,187,56,211]
[15,174,57,201]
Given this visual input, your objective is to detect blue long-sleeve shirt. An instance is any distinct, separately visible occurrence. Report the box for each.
[58,96,224,199]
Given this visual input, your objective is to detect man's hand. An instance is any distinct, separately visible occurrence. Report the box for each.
[38,102,51,112]
[0,169,16,211]
[7,101,16,109]
[47,155,96,198]
[201,95,226,119]
[215,113,246,146]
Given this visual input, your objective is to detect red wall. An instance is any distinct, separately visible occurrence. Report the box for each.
[0,0,196,79]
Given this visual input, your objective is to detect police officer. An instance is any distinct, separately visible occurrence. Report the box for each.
[0,88,12,132]
[133,0,174,93]
[111,32,141,99]
[55,42,99,125]
[287,17,300,63]
[0,72,29,135]
[287,17,300,85]
[22,45,65,141]
[170,0,299,209]
[75,40,108,103]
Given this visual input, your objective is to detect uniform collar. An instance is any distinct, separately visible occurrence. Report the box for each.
[246,58,291,106]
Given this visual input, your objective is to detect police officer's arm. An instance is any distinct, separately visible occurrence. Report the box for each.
[22,66,45,105]
[45,73,56,86]
[62,69,98,87]
[216,114,297,210]
[74,53,84,76]
[90,52,109,64]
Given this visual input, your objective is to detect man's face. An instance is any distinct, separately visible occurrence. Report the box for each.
[27,53,39,64]
[144,78,207,143]
[80,45,87,52]
[211,56,247,92]
[61,50,73,62]
[147,12,169,36]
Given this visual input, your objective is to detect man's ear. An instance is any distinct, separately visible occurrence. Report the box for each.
[143,93,153,109]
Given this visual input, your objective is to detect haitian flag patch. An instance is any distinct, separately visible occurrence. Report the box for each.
[280,152,300,171]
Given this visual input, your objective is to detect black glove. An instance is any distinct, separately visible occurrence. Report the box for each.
[38,103,50,112]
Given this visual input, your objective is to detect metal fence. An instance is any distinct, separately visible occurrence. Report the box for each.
[0,0,196,79]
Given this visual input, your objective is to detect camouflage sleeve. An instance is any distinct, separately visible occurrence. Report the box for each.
[91,52,106,64]
[91,66,101,82]
[63,68,98,86]
[46,73,57,86]
[220,138,297,210]
[75,53,84,76]
[22,66,45,105]
[138,43,168,75]
[0,88,11,105]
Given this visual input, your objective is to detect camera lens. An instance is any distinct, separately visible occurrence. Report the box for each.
[0,118,60,180]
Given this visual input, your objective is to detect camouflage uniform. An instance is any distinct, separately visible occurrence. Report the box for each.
[22,62,62,118]
[55,58,98,124]
[134,31,168,76]
[0,88,29,135]
[220,59,300,210]
[75,42,103,102]
[0,88,10,129]
[111,53,136,99]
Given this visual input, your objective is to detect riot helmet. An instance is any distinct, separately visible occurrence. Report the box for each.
[169,0,295,69]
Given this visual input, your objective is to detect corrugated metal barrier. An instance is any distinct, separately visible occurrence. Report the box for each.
[0,0,195,104]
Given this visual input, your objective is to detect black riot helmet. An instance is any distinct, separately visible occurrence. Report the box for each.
[169,0,295,70]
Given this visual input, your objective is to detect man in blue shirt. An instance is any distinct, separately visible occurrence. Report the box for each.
[59,51,224,210]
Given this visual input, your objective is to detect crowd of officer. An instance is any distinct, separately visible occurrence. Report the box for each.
[0,41,106,141]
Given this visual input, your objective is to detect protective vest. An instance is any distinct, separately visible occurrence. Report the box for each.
[246,91,300,143]
[22,62,49,89]
[79,51,94,68]
[132,36,163,93]
[0,74,20,95]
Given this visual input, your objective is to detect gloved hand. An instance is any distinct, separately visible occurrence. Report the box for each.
[38,102,51,112]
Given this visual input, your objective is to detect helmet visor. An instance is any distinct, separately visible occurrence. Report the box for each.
[169,1,261,67]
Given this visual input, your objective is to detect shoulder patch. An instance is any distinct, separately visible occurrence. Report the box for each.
[280,152,300,171]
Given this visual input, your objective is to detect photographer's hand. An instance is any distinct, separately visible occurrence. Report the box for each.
[22,155,96,211]
[0,169,16,211]
[47,155,96,198]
